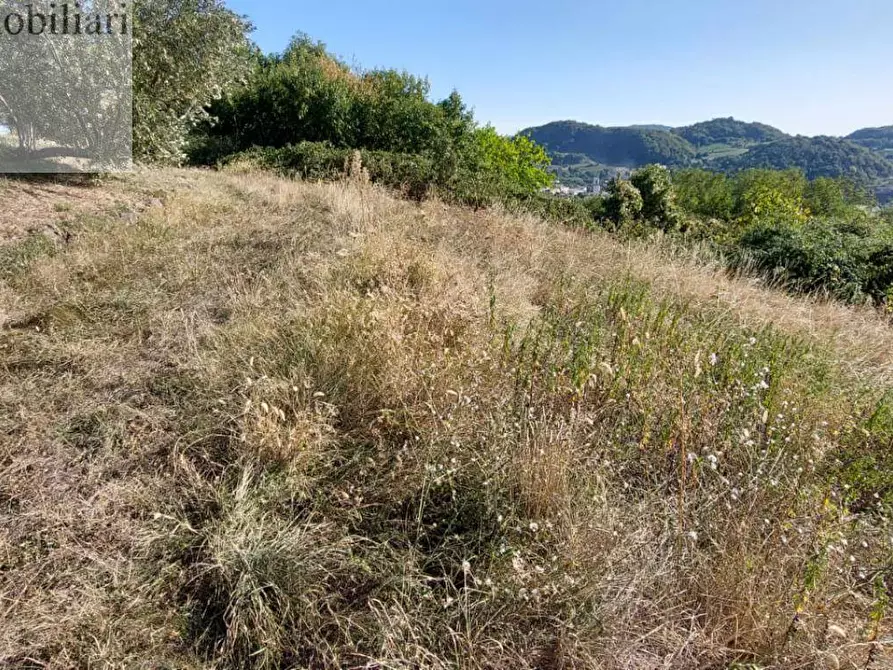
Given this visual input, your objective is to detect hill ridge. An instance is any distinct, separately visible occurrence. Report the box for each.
[521,117,893,200]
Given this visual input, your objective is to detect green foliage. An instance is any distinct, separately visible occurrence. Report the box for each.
[574,165,893,308]
[193,34,553,207]
[449,128,554,207]
[805,177,875,216]
[672,169,735,220]
[227,136,552,207]
[630,164,680,230]
[847,126,893,155]
[508,193,594,228]
[674,117,788,147]
[521,120,697,168]
[830,392,893,512]
[664,168,893,305]
[232,143,348,180]
[734,169,809,226]
[133,0,253,162]
[229,143,436,199]
[735,217,893,302]
[197,35,467,160]
[477,129,554,193]
[804,177,851,217]
[714,136,893,183]
[603,178,644,228]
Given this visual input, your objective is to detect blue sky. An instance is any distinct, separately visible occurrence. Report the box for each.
[225,0,893,137]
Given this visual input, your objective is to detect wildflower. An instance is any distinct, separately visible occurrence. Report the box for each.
[687,531,698,542]
[529,522,540,533]
[462,560,471,574]
[709,353,718,366]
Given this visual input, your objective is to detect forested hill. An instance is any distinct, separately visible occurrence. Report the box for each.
[674,117,788,146]
[713,135,893,182]
[521,117,893,195]
[847,126,893,158]
[519,121,696,167]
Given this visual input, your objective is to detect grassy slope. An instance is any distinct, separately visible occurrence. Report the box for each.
[1,168,892,668]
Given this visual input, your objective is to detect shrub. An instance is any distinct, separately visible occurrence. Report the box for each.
[604,177,644,229]
[631,164,681,230]
[672,169,735,220]
[228,143,349,181]
[735,217,893,303]
[508,193,594,228]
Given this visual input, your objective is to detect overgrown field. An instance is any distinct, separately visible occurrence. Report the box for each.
[1,169,892,669]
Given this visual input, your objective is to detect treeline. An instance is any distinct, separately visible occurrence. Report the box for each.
[553,166,893,307]
[128,2,553,208]
[522,119,893,189]
[184,34,553,206]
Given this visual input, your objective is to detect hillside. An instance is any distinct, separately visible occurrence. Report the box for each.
[714,135,893,182]
[848,126,893,159]
[522,117,893,197]
[673,117,789,147]
[521,120,697,168]
[2,168,892,668]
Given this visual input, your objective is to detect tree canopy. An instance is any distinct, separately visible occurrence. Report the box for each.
[133,0,253,162]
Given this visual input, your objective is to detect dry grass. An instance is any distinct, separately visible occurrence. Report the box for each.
[1,168,891,669]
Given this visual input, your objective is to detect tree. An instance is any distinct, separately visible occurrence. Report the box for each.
[604,178,644,228]
[672,169,734,220]
[450,127,553,207]
[203,36,455,159]
[631,164,680,230]
[133,0,252,162]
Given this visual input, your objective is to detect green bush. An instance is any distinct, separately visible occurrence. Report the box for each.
[226,137,555,209]
[604,178,644,229]
[631,164,681,231]
[734,217,893,303]
[672,169,735,220]
[508,193,594,228]
[229,143,349,181]
[361,150,437,200]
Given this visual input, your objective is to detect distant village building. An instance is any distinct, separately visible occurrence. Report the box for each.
[543,183,588,197]
[588,177,602,195]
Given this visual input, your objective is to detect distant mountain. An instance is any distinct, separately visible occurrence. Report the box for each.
[520,117,893,198]
[713,135,893,182]
[521,120,696,168]
[629,124,675,132]
[673,117,788,147]
[847,126,893,159]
